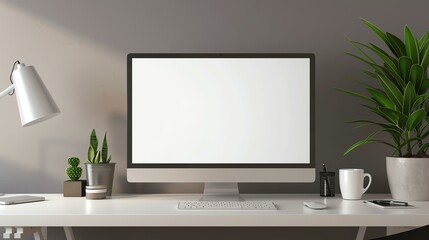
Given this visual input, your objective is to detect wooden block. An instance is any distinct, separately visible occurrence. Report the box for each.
[63,180,87,197]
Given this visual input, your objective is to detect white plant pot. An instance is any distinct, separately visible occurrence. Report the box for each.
[386,157,429,201]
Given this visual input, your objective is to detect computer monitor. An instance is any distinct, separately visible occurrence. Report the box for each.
[127,53,315,201]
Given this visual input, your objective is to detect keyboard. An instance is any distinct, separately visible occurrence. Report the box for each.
[178,201,277,210]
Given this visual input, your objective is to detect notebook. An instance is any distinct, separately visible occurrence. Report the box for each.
[364,200,415,209]
[0,195,45,205]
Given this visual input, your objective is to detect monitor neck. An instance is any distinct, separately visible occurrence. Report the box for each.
[200,183,244,201]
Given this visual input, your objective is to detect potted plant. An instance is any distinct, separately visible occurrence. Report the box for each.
[64,157,86,197]
[338,19,429,200]
[85,129,115,196]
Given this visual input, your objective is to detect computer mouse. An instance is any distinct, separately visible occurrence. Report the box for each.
[303,201,327,210]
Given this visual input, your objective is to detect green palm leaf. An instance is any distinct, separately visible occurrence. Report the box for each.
[405,109,426,131]
[336,88,376,103]
[420,43,429,71]
[399,56,412,83]
[377,73,403,109]
[366,87,394,108]
[403,82,416,116]
[419,31,429,49]
[418,143,429,155]
[386,32,406,57]
[409,64,424,93]
[360,18,397,56]
[404,25,420,64]
[351,41,399,75]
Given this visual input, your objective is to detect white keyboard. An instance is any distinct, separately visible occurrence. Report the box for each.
[178,201,277,210]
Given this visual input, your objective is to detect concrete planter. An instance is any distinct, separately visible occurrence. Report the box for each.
[85,163,116,196]
[386,157,429,201]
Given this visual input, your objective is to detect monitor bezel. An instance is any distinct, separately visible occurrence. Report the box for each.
[127,53,315,168]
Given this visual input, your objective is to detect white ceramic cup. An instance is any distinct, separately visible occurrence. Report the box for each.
[339,169,372,200]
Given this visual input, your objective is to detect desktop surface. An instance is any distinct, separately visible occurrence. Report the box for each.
[0,194,428,227]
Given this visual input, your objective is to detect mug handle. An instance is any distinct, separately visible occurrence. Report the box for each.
[362,173,372,194]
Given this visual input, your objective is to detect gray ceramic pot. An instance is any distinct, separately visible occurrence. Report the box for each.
[85,163,116,196]
[386,157,429,201]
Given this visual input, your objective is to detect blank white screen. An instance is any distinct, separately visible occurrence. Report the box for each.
[132,58,310,164]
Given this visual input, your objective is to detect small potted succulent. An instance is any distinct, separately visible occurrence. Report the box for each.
[85,129,115,196]
[63,157,86,197]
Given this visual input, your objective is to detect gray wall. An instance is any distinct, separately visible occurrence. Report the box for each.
[0,0,427,239]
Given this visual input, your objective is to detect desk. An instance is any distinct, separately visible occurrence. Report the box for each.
[1,194,428,240]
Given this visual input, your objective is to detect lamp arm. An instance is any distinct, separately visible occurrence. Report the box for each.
[0,84,15,99]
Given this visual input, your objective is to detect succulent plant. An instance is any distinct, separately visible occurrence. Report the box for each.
[66,157,82,181]
[87,129,112,164]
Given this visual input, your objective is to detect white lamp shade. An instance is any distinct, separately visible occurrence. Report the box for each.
[11,64,60,127]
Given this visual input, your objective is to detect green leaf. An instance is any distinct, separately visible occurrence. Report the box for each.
[361,19,388,41]
[361,104,398,125]
[360,18,398,55]
[419,31,429,50]
[336,88,375,103]
[95,151,100,164]
[404,25,420,64]
[379,107,408,128]
[350,120,403,134]
[107,155,112,163]
[344,132,378,155]
[399,56,412,83]
[420,42,429,71]
[362,70,377,79]
[90,129,98,153]
[377,73,403,109]
[351,41,399,75]
[381,69,406,90]
[88,145,95,163]
[405,108,426,131]
[418,143,429,155]
[345,52,385,72]
[347,36,376,64]
[403,82,416,116]
[366,87,394,108]
[420,78,429,94]
[411,97,424,112]
[409,64,424,93]
[102,132,108,163]
[386,32,406,57]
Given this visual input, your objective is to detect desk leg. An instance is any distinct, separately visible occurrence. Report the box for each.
[32,227,47,240]
[386,227,417,236]
[63,227,75,240]
[356,226,367,240]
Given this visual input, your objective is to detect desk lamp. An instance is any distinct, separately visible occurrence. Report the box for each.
[0,60,60,126]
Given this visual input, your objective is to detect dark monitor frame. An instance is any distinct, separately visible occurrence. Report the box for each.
[127,53,315,169]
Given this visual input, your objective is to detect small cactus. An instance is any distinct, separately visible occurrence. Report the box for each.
[66,157,82,181]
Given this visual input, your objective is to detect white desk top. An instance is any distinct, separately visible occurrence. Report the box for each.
[0,194,428,227]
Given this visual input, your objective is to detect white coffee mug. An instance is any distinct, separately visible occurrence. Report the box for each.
[339,169,372,200]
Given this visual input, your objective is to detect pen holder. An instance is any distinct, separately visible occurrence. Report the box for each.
[320,172,335,197]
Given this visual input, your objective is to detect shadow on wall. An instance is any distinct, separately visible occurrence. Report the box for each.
[0,154,59,193]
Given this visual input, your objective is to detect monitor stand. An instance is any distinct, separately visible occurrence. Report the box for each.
[199,183,244,201]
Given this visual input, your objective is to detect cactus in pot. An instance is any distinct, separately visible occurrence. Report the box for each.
[66,157,82,181]
[64,157,86,197]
